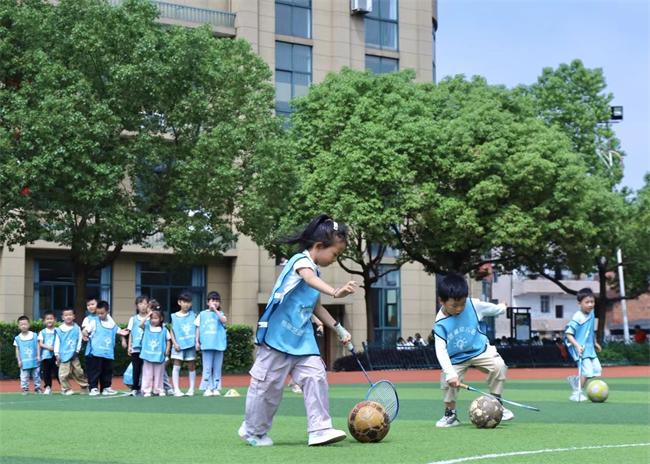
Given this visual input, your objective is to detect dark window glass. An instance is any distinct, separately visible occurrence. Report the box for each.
[365,0,398,50]
[276,0,311,38]
[366,55,398,75]
[275,42,312,115]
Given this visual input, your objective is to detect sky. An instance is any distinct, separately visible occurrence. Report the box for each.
[436,0,649,191]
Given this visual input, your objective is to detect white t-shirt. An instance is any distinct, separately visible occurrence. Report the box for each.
[13,331,36,346]
[85,317,118,337]
[434,299,506,379]
[82,313,115,331]
[148,325,172,340]
[53,323,83,355]
[275,251,318,302]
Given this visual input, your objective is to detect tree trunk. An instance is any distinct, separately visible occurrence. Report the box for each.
[363,278,375,345]
[596,259,608,344]
[74,265,87,325]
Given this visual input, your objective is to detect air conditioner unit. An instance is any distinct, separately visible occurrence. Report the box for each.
[351,0,372,15]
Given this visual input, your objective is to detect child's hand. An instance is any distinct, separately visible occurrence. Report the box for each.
[17,360,22,369]
[576,345,584,356]
[195,342,201,352]
[447,377,461,388]
[173,343,180,352]
[121,339,128,350]
[595,342,602,353]
[333,281,359,298]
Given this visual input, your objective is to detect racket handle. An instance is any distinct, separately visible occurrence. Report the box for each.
[346,342,354,352]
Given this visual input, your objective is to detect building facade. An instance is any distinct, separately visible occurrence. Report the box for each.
[0,0,440,367]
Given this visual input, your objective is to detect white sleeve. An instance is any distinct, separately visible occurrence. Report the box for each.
[86,319,96,336]
[434,335,458,380]
[194,314,201,327]
[38,332,44,342]
[293,256,316,273]
[54,335,60,356]
[81,317,89,330]
[76,331,82,353]
[127,317,134,331]
[13,339,18,347]
[472,298,506,321]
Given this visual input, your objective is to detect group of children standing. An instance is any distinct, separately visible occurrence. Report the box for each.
[14,292,228,399]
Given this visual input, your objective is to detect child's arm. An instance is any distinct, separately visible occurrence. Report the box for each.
[565,333,583,356]
[433,334,460,387]
[38,335,53,353]
[166,338,172,357]
[169,326,180,352]
[15,346,21,369]
[217,310,227,325]
[472,299,506,320]
[54,335,61,366]
[312,315,324,336]
[595,341,602,352]
[313,304,352,345]
[297,268,358,299]
[195,326,201,352]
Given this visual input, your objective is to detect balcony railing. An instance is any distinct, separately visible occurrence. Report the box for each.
[108,0,235,29]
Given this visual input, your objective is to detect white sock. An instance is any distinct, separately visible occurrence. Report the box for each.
[172,365,181,391]
[189,370,196,390]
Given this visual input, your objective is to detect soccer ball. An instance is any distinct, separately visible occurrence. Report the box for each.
[586,379,609,403]
[348,400,390,443]
[469,395,503,428]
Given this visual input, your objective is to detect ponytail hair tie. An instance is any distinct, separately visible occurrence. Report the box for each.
[332,221,339,231]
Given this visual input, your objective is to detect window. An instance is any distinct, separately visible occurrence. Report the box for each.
[135,262,205,320]
[432,28,436,82]
[555,305,564,319]
[275,41,312,116]
[370,265,401,346]
[32,259,112,320]
[275,0,311,38]
[365,55,398,74]
[540,295,550,313]
[365,0,398,50]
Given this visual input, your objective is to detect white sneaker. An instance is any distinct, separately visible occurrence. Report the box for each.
[238,421,249,441]
[308,428,346,446]
[212,389,221,397]
[62,390,75,396]
[185,389,195,397]
[569,390,588,402]
[143,392,152,397]
[43,387,51,395]
[502,407,514,421]
[203,389,213,397]
[567,375,580,391]
[291,384,303,394]
[247,435,274,447]
[435,412,461,428]
[102,388,118,396]
[158,390,166,397]
[89,388,100,397]
[173,389,185,397]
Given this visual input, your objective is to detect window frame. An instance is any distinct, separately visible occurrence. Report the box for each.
[275,0,312,39]
[365,54,399,75]
[365,0,399,51]
[275,41,313,117]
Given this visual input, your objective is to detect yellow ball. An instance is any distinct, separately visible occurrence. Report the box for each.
[586,379,609,403]
[348,400,390,443]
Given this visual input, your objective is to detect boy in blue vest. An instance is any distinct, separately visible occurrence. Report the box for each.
[170,291,198,397]
[14,316,41,394]
[565,287,602,402]
[433,273,513,427]
[195,290,228,396]
[85,301,122,396]
[38,310,58,395]
[54,308,89,395]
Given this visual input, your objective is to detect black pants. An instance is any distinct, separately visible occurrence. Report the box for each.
[86,356,113,391]
[41,357,59,388]
[131,352,143,390]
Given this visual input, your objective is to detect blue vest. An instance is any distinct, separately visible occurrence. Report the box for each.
[198,310,227,351]
[39,328,57,360]
[256,253,321,356]
[565,310,596,361]
[84,314,99,356]
[87,321,118,360]
[15,333,39,370]
[140,323,168,364]
[433,299,488,364]
[129,315,146,351]
[171,312,195,350]
[55,325,81,363]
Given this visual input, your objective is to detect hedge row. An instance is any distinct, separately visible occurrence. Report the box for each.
[0,321,254,379]
[598,342,650,365]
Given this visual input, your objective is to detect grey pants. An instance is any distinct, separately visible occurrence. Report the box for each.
[244,345,332,436]
[20,367,41,392]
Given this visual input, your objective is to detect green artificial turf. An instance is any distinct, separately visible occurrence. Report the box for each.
[1,377,649,464]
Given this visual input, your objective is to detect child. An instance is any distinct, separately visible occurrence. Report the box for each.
[81,296,118,342]
[139,307,171,397]
[124,295,150,396]
[14,316,41,394]
[150,299,174,395]
[432,273,513,428]
[85,301,122,396]
[170,291,198,397]
[565,287,602,402]
[54,308,89,395]
[195,291,228,397]
[240,214,358,447]
[38,311,58,394]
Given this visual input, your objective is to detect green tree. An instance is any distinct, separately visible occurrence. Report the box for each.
[239,69,427,342]
[0,0,277,317]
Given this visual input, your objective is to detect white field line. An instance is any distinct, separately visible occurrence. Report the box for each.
[427,443,650,464]
[0,392,132,406]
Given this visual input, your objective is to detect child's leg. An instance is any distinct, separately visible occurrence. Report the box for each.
[441,364,469,411]
[70,356,89,389]
[244,345,294,436]
[471,345,508,396]
[162,362,172,391]
[153,363,164,394]
[32,366,42,392]
[42,359,52,388]
[172,360,182,391]
[141,361,154,394]
[58,361,71,392]
[19,369,29,392]
[100,358,113,390]
[200,350,214,391]
[212,351,224,391]
[86,356,100,390]
[187,358,196,392]
[131,352,143,391]
[291,356,332,433]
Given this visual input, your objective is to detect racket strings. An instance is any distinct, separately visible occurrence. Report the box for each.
[367,381,399,421]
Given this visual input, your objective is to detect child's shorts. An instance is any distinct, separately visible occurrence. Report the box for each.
[579,357,602,377]
[170,346,196,361]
